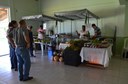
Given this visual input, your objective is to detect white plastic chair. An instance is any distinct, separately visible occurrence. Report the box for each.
[122,38,128,58]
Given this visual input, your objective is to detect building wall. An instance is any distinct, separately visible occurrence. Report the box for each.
[0,0,126,55]
[0,0,41,35]
[10,0,41,35]
[41,0,125,55]
[9,0,41,20]
[41,0,124,37]
[0,0,9,7]
[124,1,128,37]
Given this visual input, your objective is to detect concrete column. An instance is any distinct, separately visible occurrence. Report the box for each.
[124,0,128,37]
[9,0,17,20]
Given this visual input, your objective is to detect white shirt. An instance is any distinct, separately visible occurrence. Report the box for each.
[37,28,45,39]
[79,31,88,39]
[38,33,43,39]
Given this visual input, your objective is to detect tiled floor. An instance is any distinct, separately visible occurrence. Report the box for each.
[0,52,128,84]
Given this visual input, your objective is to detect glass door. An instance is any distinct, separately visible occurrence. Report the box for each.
[0,8,10,56]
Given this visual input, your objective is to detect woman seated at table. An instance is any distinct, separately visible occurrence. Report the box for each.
[76,25,89,40]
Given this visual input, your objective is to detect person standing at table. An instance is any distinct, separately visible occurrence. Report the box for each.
[28,26,36,57]
[6,21,18,71]
[7,20,33,81]
[37,25,45,41]
[76,25,89,40]
[92,24,101,38]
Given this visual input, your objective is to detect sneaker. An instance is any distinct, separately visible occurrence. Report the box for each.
[23,77,33,81]
[11,67,14,69]
[19,77,23,81]
[31,55,36,57]
[19,78,23,81]
[33,55,36,57]
[15,68,18,71]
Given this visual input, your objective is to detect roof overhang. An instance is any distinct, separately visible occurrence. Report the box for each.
[54,9,100,21]
[22,14,63,22]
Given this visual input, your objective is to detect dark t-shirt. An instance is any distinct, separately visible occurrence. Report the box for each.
[7,28,13,38]
[28,30,34,49]
[28,30,33,44]
[94,27,101,37]
[7,28,14,45]
[8,27,28,47]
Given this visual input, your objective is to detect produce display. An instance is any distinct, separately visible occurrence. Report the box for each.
[61,40,84,66]
[84,39,110,48]
[67,40,87,51]
[52,51,63,62]
[52,40,86,62]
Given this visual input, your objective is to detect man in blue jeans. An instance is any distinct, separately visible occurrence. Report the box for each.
[7,20,33,81]
[28,26,36,57]
[7,21,18,71]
